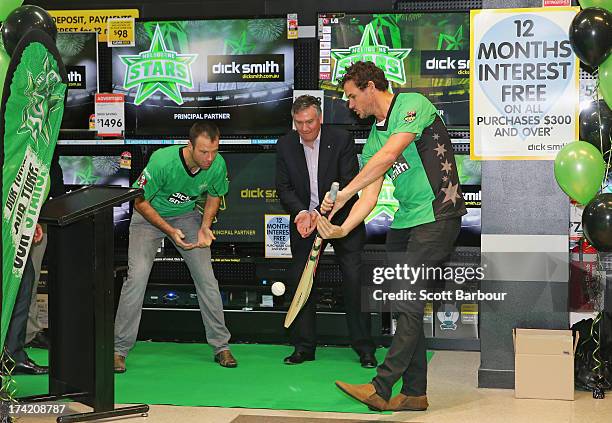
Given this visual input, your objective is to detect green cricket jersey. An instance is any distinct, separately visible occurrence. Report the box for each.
[133,145,229,217]
[362,93,467,229]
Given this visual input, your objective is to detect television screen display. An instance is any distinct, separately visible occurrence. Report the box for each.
[212,152,285,243]
[59,155,131,252]
[319,12,469,128]
[455,154,481,247]
[111,19,295,137]
[358,151,481,246]
[57,32,98,130]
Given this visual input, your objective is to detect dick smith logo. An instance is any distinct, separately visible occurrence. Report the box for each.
[66,66,86,89]
[211,60,279,75]
[168,192,196,205]
[390,156,410,181]
[240,187,277,199]
[208,54,285,83]
[421,51,470,76]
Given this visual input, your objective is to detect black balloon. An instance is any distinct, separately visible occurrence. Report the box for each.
[1,5,57,56]
[580,100,612,160]
[569,7,612,67]
[582,193,612,252]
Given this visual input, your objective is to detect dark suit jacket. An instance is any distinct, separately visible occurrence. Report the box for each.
[275,125,365,250]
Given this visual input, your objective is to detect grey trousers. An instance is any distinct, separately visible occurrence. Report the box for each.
[114,210,231,356]
[25,230,47,344]
[6,255,35,363]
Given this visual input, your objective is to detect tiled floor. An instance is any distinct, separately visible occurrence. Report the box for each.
[19,351,612,422]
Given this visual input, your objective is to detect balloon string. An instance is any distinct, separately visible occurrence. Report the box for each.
[590,250,610,385]
[0,347,17,407]
[591,310,603,378]
[594,76,611,190]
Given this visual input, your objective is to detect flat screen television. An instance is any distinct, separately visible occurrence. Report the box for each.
[318,12,469,128]
[111,18,295,137]
[57,32,98,130]
[212,152,285,243]
[58,155,132,254]
[358,150,481,247]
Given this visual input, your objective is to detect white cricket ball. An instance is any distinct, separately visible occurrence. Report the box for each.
[271,281,285,296]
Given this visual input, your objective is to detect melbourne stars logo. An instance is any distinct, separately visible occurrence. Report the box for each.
[119,24,197,105]
[17,55,64,149]
[331,22,411,86]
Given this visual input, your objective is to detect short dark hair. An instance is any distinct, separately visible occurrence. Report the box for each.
[341,61,389,91]
[291,95,322,116]
[189,121,220,146]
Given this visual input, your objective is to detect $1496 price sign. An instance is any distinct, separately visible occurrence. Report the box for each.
[95,93,125,137]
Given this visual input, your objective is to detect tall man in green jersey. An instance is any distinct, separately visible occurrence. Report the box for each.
[114,122,237,372]
[318,61,466,411]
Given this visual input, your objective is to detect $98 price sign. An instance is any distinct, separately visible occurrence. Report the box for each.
[107,17,135,47]
[95,93,125,137]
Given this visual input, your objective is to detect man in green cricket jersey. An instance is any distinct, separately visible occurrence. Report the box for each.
[114,122,237,372]
[318,61,466,411]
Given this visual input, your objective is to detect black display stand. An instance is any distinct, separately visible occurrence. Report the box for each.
[19,186,149,422]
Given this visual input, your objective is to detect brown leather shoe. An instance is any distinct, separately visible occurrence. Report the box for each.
[335,381,388,411]
[215,350,237,368]
[387,393,428,411]
[114,353,126,374]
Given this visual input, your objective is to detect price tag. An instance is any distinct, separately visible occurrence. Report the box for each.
[107,17,135,47]
[95,93,125,136]
[287,13,298,40]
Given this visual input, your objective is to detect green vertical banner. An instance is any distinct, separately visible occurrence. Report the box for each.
[0,30,67,352]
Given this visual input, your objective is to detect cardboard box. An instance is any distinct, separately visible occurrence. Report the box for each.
[514,328,578,400]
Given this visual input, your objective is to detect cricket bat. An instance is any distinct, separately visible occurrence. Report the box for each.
[284,182,339,328]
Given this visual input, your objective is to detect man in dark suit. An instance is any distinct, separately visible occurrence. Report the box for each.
[275,95,376,368]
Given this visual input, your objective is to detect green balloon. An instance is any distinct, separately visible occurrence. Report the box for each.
[601,55,612,111]
[555,141,607,204]
[0,0,23,21]
[580,0,612,11]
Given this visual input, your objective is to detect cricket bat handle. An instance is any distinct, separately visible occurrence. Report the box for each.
[323,182,340,216]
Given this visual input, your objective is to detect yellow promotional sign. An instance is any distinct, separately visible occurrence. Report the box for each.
[48,9,140,42]
[469,7,579,160]
[107,17,135,47]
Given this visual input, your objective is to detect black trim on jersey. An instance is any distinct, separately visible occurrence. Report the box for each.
[417,115,467,222]
[376,93,400,132]
[179,146,201,178]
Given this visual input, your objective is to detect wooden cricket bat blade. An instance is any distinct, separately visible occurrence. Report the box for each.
[283,267,315,328]
[284,238,321,328]
[284,182,338,328]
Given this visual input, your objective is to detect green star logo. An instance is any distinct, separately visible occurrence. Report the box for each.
[225,30,255,55]
[437,25,465,51]
[120,24,197,105]
[17,55,64,149]
[331,22,411,86]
